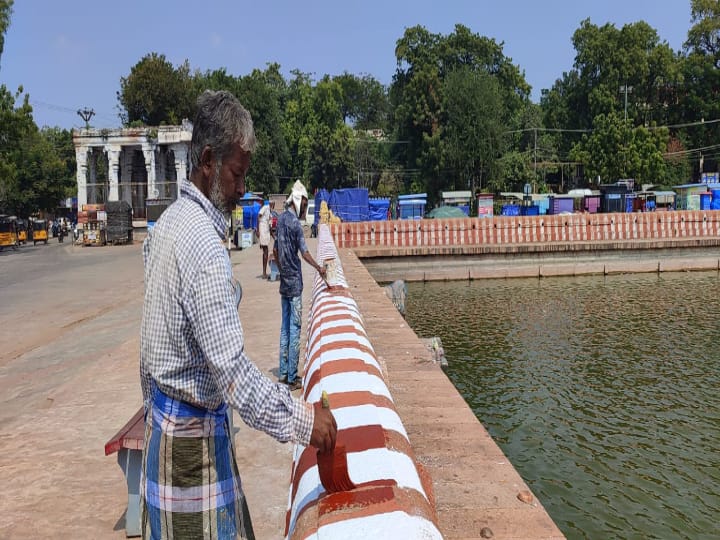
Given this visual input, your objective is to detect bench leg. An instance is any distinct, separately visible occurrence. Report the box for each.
[118,448,142,537]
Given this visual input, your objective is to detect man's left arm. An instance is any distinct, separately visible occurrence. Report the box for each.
[301,250,325,278]
[296,221,326,278]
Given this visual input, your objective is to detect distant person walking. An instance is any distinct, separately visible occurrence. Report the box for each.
[273,181,325,390]
[139,91,336,539]
[256,199,274,279]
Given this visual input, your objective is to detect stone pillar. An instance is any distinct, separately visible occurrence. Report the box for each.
[75,146,89,209]
[107,146,121,201]
[142,143,157,199]
[171,143,188,200]
[155,148,166,197]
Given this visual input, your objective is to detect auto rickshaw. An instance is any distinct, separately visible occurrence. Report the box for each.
[15,218,28,244]
[0,215,19,250]
[30,218,48,245]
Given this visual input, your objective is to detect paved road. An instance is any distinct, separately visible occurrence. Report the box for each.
[0,239,144,377]
[0,236,315,539]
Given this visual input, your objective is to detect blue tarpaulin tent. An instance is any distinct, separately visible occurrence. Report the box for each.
[368,198,390,221]
[328,188,369,222]
[240,193,262,229]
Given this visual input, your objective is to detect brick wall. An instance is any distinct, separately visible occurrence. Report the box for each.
[329,211,720,249]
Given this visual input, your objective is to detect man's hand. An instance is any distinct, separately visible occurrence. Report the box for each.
[318,264,327,280]
[310,401,337,454]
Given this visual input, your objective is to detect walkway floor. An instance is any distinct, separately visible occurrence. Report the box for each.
[0,235,563,539]
[0,238,310,539]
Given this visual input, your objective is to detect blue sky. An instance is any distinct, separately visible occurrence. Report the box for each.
[1,0,693,129]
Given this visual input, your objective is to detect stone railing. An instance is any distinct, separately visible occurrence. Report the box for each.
[329,211,720,249]
[284,224,442,539]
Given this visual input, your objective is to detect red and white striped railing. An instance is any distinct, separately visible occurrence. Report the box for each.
[284,224,442,539]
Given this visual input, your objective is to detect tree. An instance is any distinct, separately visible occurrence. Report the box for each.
[441,67,505,192]
[390,24,531,199]
[306,76,355,190]
[0,85,34,214]
[685,0,720,62]
[334,72,389,130]
[118,53,194,125]
[235,66,289,195]
[282,70,317,186]
[569,112,668,185]
[18,129,74,214]
[677,0,720,174]
[541,18,680,141]
[0,86,75,215]
[0,0,12,67]
[282,72,356,191]
[664,136,692,187]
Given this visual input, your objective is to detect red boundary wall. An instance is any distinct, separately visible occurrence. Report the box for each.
[328,211,720,249]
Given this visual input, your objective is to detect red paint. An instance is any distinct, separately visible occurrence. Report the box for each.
[317,444,356,492]
[318,484,395,514]
[305,341,376,370]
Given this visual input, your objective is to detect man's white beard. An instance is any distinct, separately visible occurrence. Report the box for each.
[209,162,229,216]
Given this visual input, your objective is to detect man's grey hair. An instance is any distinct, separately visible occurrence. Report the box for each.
[189,90,257,171]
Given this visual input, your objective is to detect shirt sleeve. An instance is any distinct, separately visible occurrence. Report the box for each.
[184,255,313,445]
[140,236,153,410]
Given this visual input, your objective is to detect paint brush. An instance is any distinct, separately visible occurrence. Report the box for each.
[317,391,356,493]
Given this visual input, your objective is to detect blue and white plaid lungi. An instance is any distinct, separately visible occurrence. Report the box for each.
[140,386,254,539]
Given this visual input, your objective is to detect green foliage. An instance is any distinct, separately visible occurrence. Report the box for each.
[0,85,75,215]
[542,18,679,132]
[374,164,404,197]
[442,67,505,191]
[0,0,12,66]
[685,0,720,60]
[118,53,194,125]
[569,112,669,185]
[235,66,289,195]
[333,72,389,130]
[391,24,531,199]
[280,72,357,191]
[107,13,717,198]
[664,136,692,187]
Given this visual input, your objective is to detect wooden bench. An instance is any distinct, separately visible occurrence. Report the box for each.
[104,406,145,538]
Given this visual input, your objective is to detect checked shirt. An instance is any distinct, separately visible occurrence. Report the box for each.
[140,179,313,444]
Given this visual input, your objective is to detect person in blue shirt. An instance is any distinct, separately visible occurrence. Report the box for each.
[273,181,326,390]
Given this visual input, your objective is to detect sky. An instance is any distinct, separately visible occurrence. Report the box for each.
[1,0,694,130]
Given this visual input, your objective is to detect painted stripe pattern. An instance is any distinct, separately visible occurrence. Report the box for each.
[329,211,720,248]
[284,224,442,540]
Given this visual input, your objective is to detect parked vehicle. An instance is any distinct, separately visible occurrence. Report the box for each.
[16,218,28,244]
[0,215,19,250]
[30,219,48,245]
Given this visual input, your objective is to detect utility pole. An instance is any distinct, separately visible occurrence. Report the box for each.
[533,127,537,193]
[700,117,705,176]
[76,107,95,129]
[619,85,633,122]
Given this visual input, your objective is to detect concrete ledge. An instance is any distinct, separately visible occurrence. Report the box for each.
[360,247,720,282]
[353,237,720,259]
